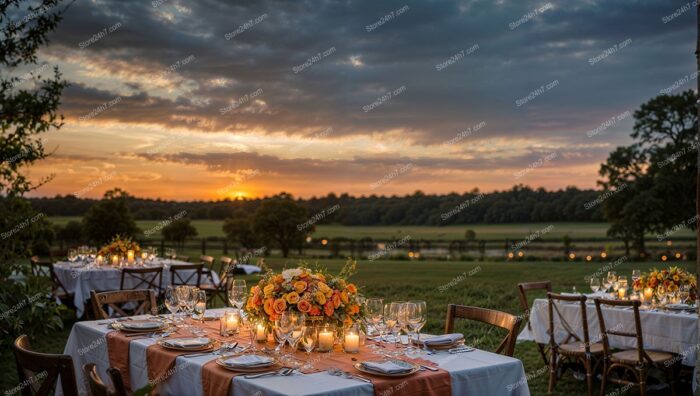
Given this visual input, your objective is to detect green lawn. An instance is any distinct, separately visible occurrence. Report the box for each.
[2,258,689,395]
[47,217,696,241]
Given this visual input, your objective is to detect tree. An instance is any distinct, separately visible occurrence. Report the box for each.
[223,210,257,249]
[82,189,140,245]
[599,91,698,256]
[1,0,70,197]
[252,194,313,257]
[54,219,83,246]
[161,218,197,250]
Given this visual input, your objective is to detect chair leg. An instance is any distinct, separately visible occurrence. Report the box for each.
[599,360,608,396]
[548,351,557,394]
[537,342,549,365]
[584,358,593,396]
[638,367,647,396]
[668,364,678,396]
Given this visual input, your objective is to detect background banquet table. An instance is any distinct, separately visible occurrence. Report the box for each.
[61,309,531,396]
[54,259,221,317]
[518,297,697,366]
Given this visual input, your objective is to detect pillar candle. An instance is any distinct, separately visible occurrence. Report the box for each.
[127,250,134,264]
[344,333,360,353]
[318,329,334,352]
[256,323,266,342]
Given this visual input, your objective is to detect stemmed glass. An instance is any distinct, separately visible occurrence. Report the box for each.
[385,302,402,355]
[176,286,195,330]
[274,312,292,355]
[286,314,306,366]
[243,317,257,352]
[192,290,207,336]
[300,326,318,372]
[409,300,427,349]
[606,271,617,293]
[589,278,601,294]
[366,298,384,340]
[680,284,691,305]
[228,280,247,315]
[68,249,77,262]
[631,270,641,286]
[656,285,667,306]
[164,286,179,322]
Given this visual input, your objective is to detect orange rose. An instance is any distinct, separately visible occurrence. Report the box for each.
[273,298,287,313]
[332,291,341,309]
[309,305,322,316]
[343,315,353,328]
[285,292,300,304]
[263,284,275,297]
[348,304,360,315]
[263,298,275,316]
[340,290,349,304]
[252,293,263,306]
[274,275,284,284]
[294,281,307,293]
[324,302,335,317]
[297,300,311,313]
[346,284,357,294]
[314,291,326,305]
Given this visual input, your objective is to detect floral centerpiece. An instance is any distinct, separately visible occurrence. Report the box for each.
[98,235,141,259]
[633,266,697,300]
[245,259,365,328]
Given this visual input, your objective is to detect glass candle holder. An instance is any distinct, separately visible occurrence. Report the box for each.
[343,324,360,354]
[618,288,627,300]
[317,323,335,352]
[643,287,654,305]
[220,310,240,336]
[255,322,267,343]
[127,250,135,264]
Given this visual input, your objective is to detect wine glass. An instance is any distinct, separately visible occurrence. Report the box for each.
[366,298,383,337]
[192,290,207,335]
[300,326,318,371]
[589,278,601,294]
[409,300,426,348]
[656,285,667,306]
[286,314,306,366]
[680,284,691,304]
[618,276,628,290]
[67,249,77,262]
[274,312,292,355]
[164,286,179,322]
[631,270,641,284]
[228,280,247,315]
[386,302,403,355]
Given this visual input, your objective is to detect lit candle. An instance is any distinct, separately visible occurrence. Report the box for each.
[111,255,119,266]
[226,312,239,332]
[643,288,653,303]
[96,255,103,265]
[256,323,266,342]
[318,328,334,352]
[344,330,360,353]
[127,250,134,264]
[618,288,627,299]
[141,252,148,260]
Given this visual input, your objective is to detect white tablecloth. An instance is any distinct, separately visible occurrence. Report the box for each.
[61,309,530,396]
[54,259,220,317]
[237,264,262,275]
[518,297,698,366]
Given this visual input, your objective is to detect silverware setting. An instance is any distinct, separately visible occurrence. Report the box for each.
[244,367,295,379]
[327,368,372,383]
[182,342,238,358]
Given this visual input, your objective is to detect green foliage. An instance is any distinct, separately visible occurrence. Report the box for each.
[1,0,69,197]
[599,90,697,255]
[54,220,83,245]
[82,190,140,245]
[464,229,476,241]
[222,209,257,249]
[251,193,312,257]
[161,217,197,250]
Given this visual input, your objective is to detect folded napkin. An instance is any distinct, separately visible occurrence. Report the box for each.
[222,355,273,367]
[423,333,464,346]
[361,360,413,374]
[163,338,210,348]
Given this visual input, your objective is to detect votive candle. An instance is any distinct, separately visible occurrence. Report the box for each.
[643,287,653,303]
[618,288,627,299]
[111,255,119,266]
[141,252,148,260]
[256,323,266,342]
[344,330,360,353]
[96,255,103,265]
[127,250,134,264]
[318,327,334,352]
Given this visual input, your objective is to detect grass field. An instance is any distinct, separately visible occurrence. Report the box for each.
[1,258,690,395]
[46,217,696,241]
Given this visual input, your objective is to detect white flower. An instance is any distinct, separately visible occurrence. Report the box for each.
[282,268,303,281]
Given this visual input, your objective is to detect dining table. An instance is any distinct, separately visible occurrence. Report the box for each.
[61,308,531,395]
[53,258,220,317]
[518,295,698,389]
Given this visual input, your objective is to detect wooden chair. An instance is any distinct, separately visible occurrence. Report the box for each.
[518,281,552,365]
[547,293,604,396]
[201,256,234,307]
[174,255,191,262]
[445,304,521,357]
[90,289,158,319]
[120,267,163,294]
[30,256,75,311]
[169,263,203,287]
[13,335,78,396]
[595,298,678,396]
[199,255,216,283]
[83,363,127,396]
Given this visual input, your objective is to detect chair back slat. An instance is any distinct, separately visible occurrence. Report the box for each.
[120,267,163,293]
[547,293,593,351]
[517,281,551,328]
[174,255,191,262]
[90,289,158,319]
[444,304,521,356]
[170,263,203,287]
[594,298,645,364]
[13,335,78,396]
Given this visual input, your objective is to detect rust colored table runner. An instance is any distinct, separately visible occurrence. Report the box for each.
[109,318,451,396]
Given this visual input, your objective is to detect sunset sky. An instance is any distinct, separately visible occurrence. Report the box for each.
[12,0,695,200]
